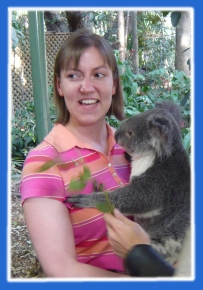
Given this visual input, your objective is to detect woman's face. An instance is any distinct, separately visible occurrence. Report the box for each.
[57,46,116,127]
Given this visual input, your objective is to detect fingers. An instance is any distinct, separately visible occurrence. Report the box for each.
[113,209,135,227]
[104,209,151,244]
[103,209,133,232]
[113,209,128,221]
[103,212,117,229]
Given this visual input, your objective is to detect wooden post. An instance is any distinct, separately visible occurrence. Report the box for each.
[28,11,52,143]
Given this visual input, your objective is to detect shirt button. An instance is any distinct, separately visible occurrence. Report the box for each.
[108,163,112,167]
[113,173,117,177]
[119,182,123,186]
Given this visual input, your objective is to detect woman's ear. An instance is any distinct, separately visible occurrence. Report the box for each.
[56,76,64,97]
[112,79,117,96]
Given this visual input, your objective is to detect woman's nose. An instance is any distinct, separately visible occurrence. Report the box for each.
[80,77,95,94]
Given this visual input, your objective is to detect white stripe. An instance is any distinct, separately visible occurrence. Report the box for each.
[22,174,62,182]
[134,208,162,219]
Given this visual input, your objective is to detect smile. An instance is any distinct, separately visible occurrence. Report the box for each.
[79,99,99,105]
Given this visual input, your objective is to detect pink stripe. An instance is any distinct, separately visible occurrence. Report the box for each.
[72,215,107,243]
[72,213,103,228]
[22,173,62,181]
[20,174,65,201]
[115,167,131,183]
[58,152,100,171]
[25,150,100,171]
[24,155,52,166]
[111,148,126,155]
[77,253,124,272]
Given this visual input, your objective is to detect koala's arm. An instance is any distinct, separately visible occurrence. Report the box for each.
[67,176,162,214]
[67,184,137,215]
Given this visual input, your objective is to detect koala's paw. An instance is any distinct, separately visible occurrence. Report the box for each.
[67,193,97,208]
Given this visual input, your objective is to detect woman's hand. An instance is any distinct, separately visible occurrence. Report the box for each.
[103,209,151,258]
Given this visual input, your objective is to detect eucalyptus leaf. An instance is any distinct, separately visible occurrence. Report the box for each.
[83,166,91,180]
[38,159,57,172]
[104,191,115,215]
[69,179,86,191]
[69,165,91,190]
[96,202,112,213]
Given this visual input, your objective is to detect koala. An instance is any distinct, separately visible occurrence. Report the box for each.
[68,101,191,265]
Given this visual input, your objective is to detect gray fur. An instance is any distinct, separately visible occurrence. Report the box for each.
[68,101,190,265]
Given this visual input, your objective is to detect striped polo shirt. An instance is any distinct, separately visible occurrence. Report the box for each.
[20,123,131,272]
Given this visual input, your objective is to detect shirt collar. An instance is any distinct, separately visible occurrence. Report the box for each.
[44,123,116,153]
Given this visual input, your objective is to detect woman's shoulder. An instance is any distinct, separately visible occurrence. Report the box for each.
[27,140,56,158]
[26,123,65,159]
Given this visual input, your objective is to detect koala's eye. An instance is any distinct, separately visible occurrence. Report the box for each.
[127,130,132,136]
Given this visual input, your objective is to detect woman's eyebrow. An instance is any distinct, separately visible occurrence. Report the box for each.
[93,65,108,70]
[65,67,79,71]
[65,65,108,72]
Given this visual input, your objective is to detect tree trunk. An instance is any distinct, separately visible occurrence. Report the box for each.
[44,11,69,32]
[65,11,84,32]
[84,11,94,31]
[175,11,191,76]
[131,11,139,74]
[118,11,125,63]
[125,11,130,47]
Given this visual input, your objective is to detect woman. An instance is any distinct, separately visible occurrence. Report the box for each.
[20,29,131,277]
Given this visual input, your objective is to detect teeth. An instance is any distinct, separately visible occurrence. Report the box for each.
[80,100,98,104]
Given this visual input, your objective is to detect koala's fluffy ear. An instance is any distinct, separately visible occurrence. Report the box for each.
[147,115,172,158]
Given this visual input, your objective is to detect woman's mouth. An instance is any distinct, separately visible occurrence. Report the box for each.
[79,99,99,106]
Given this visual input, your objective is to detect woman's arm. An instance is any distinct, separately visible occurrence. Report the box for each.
[23,197,128,278]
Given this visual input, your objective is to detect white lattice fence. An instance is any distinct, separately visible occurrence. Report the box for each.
[11,32,70,113]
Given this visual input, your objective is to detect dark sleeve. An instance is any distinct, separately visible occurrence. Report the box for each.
[124,244,175,277]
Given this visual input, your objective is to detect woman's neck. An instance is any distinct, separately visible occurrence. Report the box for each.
[65,121,109,155]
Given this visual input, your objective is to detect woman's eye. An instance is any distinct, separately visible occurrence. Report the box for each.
[68,74,78,79]
[95,73,104,78]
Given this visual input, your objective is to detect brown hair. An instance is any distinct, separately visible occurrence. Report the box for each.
[53,29,125,125]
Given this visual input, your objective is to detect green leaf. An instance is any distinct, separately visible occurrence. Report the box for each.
[96,202,112,213]
[78,165,91,184]
[38,159,57,172]
[104,191,114,215]
[180,91,190,107]
[95,191,114,214]
[83,166,91,180]
[69,165,91,191]
[69,179,86,191]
